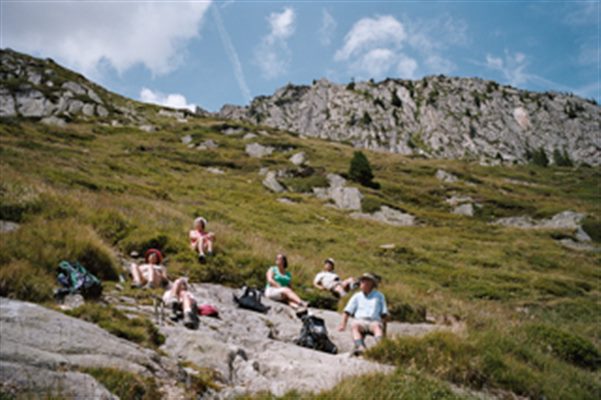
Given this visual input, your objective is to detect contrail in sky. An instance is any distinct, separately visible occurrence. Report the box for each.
[212,4,252,103]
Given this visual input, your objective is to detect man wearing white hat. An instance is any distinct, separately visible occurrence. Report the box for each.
[338,272,388,355]
[313,258,358,298]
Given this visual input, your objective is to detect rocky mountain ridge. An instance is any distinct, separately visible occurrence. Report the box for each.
[218,77,601,166]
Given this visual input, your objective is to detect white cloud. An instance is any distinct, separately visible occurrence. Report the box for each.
[397,54,418,79]
[484,51,529,86]
[350,48,396,79]
[212,5,251,102]
[254,8,296,79]
[140,88,196,112]
[319,9,337,46]
[335,15,405,61]
[334,14,467,80]
[1,2,211,77]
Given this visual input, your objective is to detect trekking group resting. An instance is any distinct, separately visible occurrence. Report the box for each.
[125,216,388,354]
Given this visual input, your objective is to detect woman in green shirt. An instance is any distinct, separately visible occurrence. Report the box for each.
[265,254,308,310]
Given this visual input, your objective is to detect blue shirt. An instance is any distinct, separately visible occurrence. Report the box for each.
[344,290,388,321]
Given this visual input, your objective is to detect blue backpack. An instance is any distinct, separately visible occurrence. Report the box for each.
[55,260,102,300]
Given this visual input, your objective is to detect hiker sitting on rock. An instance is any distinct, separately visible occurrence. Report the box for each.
[163,277,198,329]
[130,249,168,289]
[265,254,308,311]
[190,217,215,264]
[313,258,358,298]
[338,273,388,355]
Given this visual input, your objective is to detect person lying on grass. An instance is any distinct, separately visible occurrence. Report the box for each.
[313,258,358,298]
[265,254,308,312]
[338,273,388,356]
[130,248,168,289]
[189,217,215,264]
[163,277,198,329]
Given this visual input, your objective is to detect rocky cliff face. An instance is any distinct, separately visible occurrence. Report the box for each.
[218,77,601,166]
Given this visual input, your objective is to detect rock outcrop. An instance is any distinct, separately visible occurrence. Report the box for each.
[0,298,183,399]
[217,77,601,166]
[313,174,363,211]
[351,206,417,227]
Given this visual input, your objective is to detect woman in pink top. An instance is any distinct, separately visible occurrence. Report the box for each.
[130,248,168,288]
[190,217,215,264]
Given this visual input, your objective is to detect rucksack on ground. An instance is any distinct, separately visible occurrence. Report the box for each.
[55,260,102,300]
[233,286,270,313]
[294,314,338,354]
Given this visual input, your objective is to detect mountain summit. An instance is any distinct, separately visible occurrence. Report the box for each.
[218,77,600,166]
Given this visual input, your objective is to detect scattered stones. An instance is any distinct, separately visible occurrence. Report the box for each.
[351,206,416,227]
[445,195,473,207]
[289,152,306,166]
[206,167,225,175]
[96,105,109,118]
[263,171,285,193]
[0,220,20,233]
[379,244,396,249]
[62,81,86,96]
[87,89,103,104]
[277,197,295,204]
[67,99,84,114]
[243,133,258,140]
[58,294,85,311]
[329,187,363,210]
[452,203,474,217]
[181,135,193,145]
[197,140,218,150]
[435,169,459,183]
[138,124,156,133]
[223,127,245,136]
[494,211,585,230]
[246,143,274,158]
[0,89,16,116]
[82,103,95,116]
[41,116,66,127]
[258,167,269,176]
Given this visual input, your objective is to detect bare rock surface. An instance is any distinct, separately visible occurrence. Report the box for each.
[453,203,475,217]
[494,210,585,230]
[246,143,274,158]
[263,171,285,193]
[436,169,459,183]
[289,152,306,166]
[216,77,601,166]
[351,206,417,227]
[0,220,20,233]
[0,298,181,399]
[152,284,447,398]
[312,173,363,211]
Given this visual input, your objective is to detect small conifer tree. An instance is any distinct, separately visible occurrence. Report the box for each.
[349,151,375,187]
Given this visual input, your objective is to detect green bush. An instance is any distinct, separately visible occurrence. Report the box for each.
[66,303,165,349]
[361,196,382,213]
[526,324,601,370]
[82,367,161,400]
[348,151,375,188]
[581,217,601,242]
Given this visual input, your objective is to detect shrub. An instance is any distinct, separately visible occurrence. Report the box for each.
[581,217,601,243]
[391,89,402,107]
[553,148,573,167]
[82,367,161,400]
[361,196,382,213]
[348,151,375,188]
[526,324,601,370]
[66,303,165,349]
[360,111,372,125]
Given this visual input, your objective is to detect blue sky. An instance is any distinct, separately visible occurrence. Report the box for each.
[2,1,599,111]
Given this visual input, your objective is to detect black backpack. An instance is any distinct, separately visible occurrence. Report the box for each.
[55,260,103,300]
[294,314,338,354]
[233,286,270,313]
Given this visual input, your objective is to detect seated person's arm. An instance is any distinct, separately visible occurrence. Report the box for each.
[266,268,279,287]
[313,275,324,289]
[338,311,350,331]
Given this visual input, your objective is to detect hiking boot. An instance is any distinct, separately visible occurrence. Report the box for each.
[295,308,309,319]
[198,254,207,264]
[351,345,366,357]
[183,311,199,329]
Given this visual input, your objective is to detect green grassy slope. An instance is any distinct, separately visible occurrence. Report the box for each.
[1,106,600,398]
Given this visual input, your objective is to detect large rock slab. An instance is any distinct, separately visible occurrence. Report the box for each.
[152,284,447,398]
[262,171,285,193]
[351,206,417,227]
[245,143,274,158]
[494,210,585,230]
[0,298,179,398]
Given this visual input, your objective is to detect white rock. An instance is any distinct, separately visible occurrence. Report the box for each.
[243,133,258,140]
[329,187,362,210]
[181,135,193,145]
[207,167,225,175]
[246,143,274,158]
[41,116,66,127]
[435,169,459,183]
[0,220,20,233]
[263,171,285,193]
[452,203,474,217]
[87,89,103,104]
[139,124,156,133]
[82,103,95,116]
[289,152,306,166]
[96,105,109,118]
[61,81,86,96]
[0,90,16,116]
[352,206,416,227]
